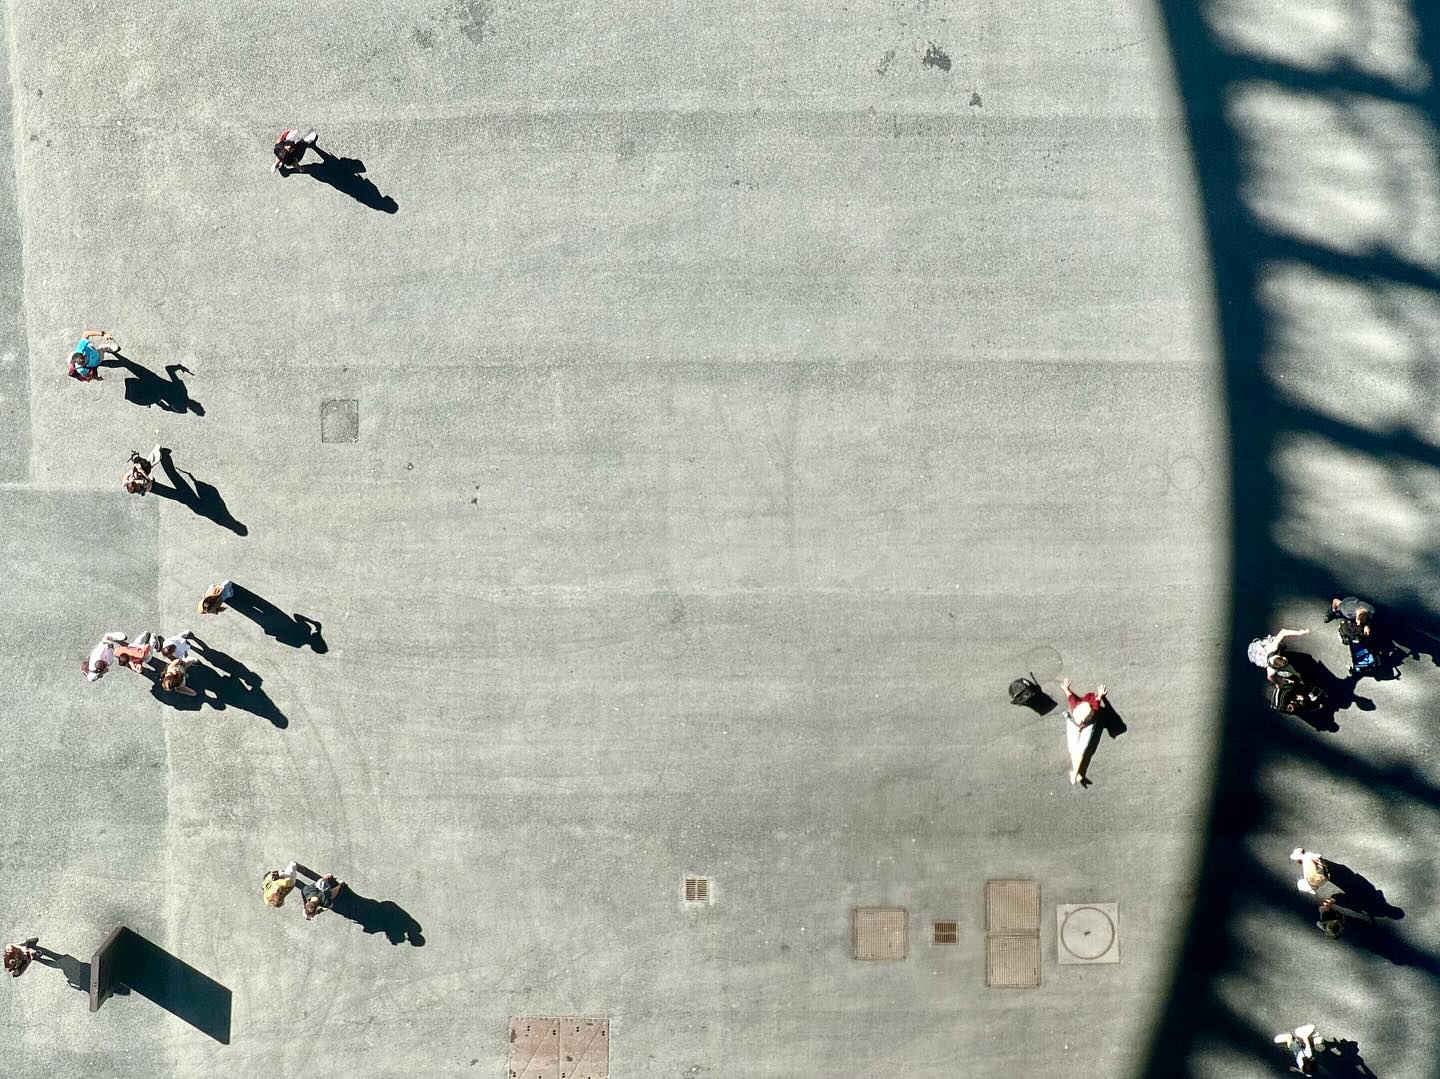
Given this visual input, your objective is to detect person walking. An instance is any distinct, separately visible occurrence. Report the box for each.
[159,654,200,697]
[1248,627,1310,672]
[300,872,346,921]
[1273,1023,1326,1074]
[155,631,195,663]
[273,128,319,174]
[1315,896,1374,939]
[1327,595,1376,631]
[198,580,235,616]
[3,938,40,978]
[82,632,151,681]
[67,329,119,382]
[1291,848,1331,894]
[122,446,165,496]
[1061,678,1107,786]
[262,862,300,907]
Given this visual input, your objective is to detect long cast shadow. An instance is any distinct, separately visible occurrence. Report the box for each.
[330,886,425,947]
[1143,0,1440,1075]
[226,582,327,652]
[104,353,204,416]
[142,643,289,728]
[153,450,248,536]
[107,928,231,1043]
[297,147,398,214]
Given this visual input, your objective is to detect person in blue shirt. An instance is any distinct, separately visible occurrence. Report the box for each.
[67,329,120,382]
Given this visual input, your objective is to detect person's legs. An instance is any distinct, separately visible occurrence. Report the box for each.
[1066,720,1083,782]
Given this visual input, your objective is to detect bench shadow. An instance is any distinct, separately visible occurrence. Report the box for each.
[226,582,327,652]
[106,353,204,416]
[113,929,231,1044]
[330,886,425,946]
[297,148,398,214]
[153,451,248,536]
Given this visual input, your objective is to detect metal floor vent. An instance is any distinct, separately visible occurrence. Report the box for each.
[852,906,908,960]
[682,876,711,905]
[932,920,958,945]
[984,880,1041,988]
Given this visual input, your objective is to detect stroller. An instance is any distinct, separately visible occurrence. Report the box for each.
[1338,620,1383,678]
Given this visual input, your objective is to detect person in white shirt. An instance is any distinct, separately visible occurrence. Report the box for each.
[82,633,150,681]
[157,632,194,662]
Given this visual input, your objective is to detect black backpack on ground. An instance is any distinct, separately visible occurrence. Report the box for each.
[1008,674,1041,706]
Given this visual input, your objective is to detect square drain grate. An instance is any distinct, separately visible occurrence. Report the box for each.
[320,399,359,444]
[508,1017,608,1079]
[985,935,1041,988]
[852,906,908,960]
[682,876,711,905]
[932,920,958,945]
[1057,902,1120,965]
[985,879,1041,935]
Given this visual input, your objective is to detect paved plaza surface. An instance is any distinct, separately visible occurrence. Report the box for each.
[1,1,1437,1077]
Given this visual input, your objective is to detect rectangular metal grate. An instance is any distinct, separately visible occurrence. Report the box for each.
[932,920,958,945]
[984,879,1041,988]
[985,935,1041,988]
[985,879,1041,935]
[852,906,908,960]
[682,876,710,904]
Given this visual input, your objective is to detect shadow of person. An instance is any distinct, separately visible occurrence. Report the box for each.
[330,886,425,946]
[141,647,289,728]
[1336,916,1440,973]
[225,582,327,652]
[298,147,398,214]
[153,450,248,536]
[105,353,205,416]
[1102,701,1128,740]
[1326,860,1404,920]
[1327,1039,1379,1078]
[34,947,96,993]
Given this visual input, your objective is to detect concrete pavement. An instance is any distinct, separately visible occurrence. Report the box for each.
[0,1,1310,1076]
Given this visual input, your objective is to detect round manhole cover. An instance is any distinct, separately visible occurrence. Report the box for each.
[1060,905,1116,961]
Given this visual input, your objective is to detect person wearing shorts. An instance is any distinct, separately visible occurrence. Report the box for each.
[68,330,119,382]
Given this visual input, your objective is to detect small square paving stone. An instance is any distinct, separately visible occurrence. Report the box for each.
[852,906,908,960]
[320,398,359,443]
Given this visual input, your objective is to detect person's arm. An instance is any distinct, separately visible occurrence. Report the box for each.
[1060,678,1081,712]
[1273,628,1310,647]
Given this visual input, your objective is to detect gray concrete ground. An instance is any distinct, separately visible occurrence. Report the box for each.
[7,1,1429,1077]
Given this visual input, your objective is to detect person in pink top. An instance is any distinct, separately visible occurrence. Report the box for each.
[1061,678,1108,786]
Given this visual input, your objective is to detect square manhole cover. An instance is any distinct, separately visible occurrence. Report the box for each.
[852,906,907,960]
[508,1017,608,1079]
[1057,902,1120,964]
[985,880,1040,934]
[985,935,1041,988]
[320,399,359,443]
